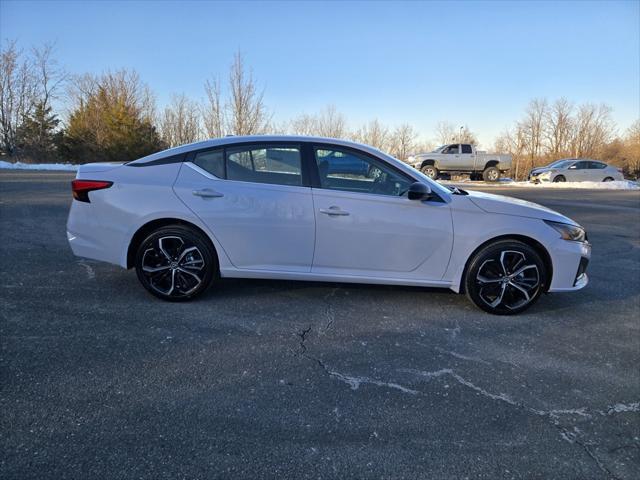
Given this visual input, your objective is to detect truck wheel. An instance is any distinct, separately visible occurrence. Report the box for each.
[482,166,500,182]
[421,165,439,180]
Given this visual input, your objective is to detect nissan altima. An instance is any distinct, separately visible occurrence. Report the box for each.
[67,136,590,314]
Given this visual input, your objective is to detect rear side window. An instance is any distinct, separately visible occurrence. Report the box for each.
[193,149,224,178]
[589,161,606,169]
[461,144,472,154]
[226,145,302,186]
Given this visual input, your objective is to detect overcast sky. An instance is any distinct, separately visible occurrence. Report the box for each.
[1,0,638,145]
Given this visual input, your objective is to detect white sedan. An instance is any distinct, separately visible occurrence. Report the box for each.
[529,158,624,183]
[67,136,590,314]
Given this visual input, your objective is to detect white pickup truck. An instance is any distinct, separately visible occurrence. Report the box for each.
[409,143,512,181]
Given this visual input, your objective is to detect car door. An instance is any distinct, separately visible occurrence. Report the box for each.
[459,144,475,169]
[173,143,315,272]
[442,144,462,169]
[311,145,454,280]
[565,160,587,181]
[587,161,608,181]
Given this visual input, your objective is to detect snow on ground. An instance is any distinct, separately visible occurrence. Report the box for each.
[0,160,78,171]
[441,178,639,190]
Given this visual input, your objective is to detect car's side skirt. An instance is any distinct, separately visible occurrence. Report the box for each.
[220,267,455,290]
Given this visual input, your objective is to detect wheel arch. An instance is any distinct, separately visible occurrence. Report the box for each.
[483,160,499,170]
[126,217,219,269]
[458,234,553,293]
[420,159,437,169]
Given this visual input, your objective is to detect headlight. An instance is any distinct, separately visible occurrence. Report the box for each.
[538,171,551,177]
[544,220,587,242]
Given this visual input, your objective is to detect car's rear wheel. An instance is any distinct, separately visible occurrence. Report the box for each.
[464,240,546,315]
[553,175,566,183]
[482,166,500,182]
[135,225,217,301]
[603,177,614,182]
[421,164,438,180]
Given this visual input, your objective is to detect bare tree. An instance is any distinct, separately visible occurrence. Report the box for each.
[389,123,418,161]
[434,121,457,145]
[520,98,548,171]
[544,97,573,157]
[226,51,270,135]
[570,103,614,158]
[494,126,527,180]
[622,119,640,177]
[202,77,225,138]
[355,119,390,151]
[32,43,66,111]
[315,105,347,138]
[0,40,36,155]
[161,93,201,147]
[289,105,347,138]
[289,112,317,136]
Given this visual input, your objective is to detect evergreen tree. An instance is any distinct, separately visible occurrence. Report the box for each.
[15,102,61,162]
[61,72,166,164]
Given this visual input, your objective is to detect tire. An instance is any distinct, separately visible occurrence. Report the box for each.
[482,166,500,182]
[135,225,217,301]
[464,240,547,315]
[421,164,439,180]
[603,177,614,182]
[553,175,566,183]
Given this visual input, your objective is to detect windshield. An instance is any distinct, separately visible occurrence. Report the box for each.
[430,145,446,153]
[547,159,575,169]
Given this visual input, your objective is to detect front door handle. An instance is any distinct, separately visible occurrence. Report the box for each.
[192,188,224,198]
[319,206,350,216]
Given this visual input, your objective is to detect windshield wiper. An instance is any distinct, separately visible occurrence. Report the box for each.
[447,186,468,195]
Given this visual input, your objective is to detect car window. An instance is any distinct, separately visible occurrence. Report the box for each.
[315,147,413,197]
[193,149,224,178]
[461,144,472,154]
[589,161,607,169]
[226,145,302,186]
[443,144,459,154]
[573,161,589,170]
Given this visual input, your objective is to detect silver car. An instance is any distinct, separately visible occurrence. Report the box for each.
[529,159,624,183]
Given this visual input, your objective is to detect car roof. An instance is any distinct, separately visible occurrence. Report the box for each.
[129,135,384,165]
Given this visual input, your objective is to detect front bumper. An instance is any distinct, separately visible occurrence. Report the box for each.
[548,241,591,292]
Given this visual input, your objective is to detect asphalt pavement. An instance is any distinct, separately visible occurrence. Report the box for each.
[1,170,639,479]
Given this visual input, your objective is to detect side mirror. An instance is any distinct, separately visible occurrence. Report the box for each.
[408,182,432,200]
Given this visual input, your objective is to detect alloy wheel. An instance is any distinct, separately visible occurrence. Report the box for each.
[476,250,540,310]
[140,235,206,297]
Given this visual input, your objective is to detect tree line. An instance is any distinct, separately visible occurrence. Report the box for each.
[1,40,638,179]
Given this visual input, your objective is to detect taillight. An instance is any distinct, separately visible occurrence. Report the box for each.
[71,179,113,203]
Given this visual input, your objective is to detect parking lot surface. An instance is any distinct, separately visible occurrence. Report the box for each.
[1,170,639,479]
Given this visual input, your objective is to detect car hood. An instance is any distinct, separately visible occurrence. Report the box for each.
[530,167,555,175]
[464,190,578,225]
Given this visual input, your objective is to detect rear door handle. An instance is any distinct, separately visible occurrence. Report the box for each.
[319,206,350,216]
[192,188,224,198]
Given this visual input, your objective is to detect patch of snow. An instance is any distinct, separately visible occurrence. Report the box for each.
[507,180,639,190]
[0,160,78,171]
[441,178,639,190]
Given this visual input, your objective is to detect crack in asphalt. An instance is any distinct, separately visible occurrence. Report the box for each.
[294,323,635,479]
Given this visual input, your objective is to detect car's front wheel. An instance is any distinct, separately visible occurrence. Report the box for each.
[135,225,217,301]
[421,165,439,180]
[464,240,546,315]
[553,175,566,183]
